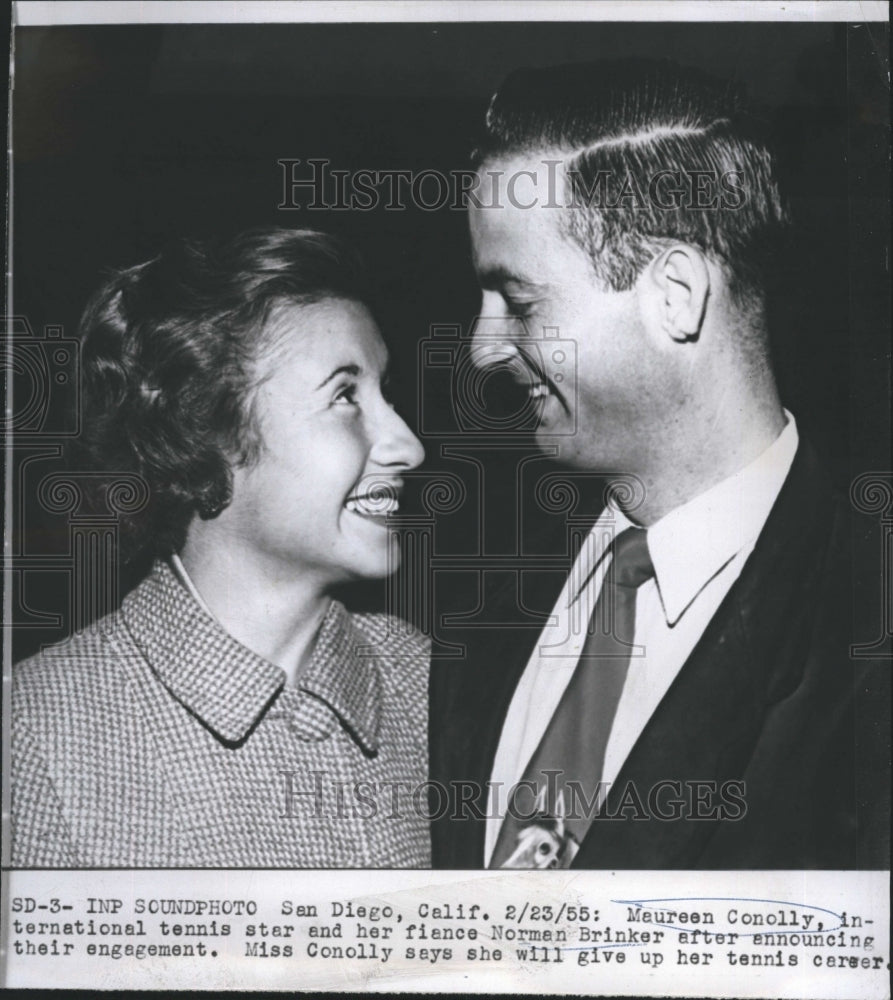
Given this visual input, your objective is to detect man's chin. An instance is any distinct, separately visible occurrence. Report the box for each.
[535,433,616,473]
[533,413,574,450]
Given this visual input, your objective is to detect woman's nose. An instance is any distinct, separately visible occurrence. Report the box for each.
[372,405,425,470]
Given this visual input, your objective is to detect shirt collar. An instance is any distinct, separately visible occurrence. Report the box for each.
[649,411,799,625]
[591,411,799,626]
[170,551,216,618]
[122,560,382,752]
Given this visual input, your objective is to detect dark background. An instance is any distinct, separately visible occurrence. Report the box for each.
[10,21,890,660]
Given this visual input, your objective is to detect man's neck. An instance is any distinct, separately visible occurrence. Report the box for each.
[623,397,788,527]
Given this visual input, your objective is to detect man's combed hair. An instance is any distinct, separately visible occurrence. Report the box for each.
[474,58,791,305]
[76,226,369,560]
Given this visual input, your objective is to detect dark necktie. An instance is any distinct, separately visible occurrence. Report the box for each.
[490,526,655,869]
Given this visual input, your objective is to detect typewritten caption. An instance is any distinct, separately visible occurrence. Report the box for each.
[2,870,888,996]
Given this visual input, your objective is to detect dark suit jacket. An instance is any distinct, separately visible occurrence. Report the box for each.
[429,442,890,868]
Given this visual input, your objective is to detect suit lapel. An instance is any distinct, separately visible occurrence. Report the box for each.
[573,441,835,867]
[573,584,762,866]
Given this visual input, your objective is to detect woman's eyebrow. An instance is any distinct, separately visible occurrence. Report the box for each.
[315,363,361,390]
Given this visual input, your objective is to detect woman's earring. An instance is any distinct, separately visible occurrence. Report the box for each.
[197,474,232,520]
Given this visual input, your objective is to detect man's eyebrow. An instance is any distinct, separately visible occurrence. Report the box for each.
[315,363,361,390]
[476,266,544,292]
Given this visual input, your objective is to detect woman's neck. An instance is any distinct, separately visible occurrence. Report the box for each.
[178,533,332,687]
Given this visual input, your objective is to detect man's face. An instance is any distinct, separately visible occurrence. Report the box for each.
[469,155,665,474]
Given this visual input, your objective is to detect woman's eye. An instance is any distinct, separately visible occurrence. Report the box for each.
[333,384,358,406]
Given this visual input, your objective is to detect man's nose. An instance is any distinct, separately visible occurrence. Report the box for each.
[469,315,524,372]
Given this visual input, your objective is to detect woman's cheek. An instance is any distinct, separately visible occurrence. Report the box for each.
[326,423,371,469]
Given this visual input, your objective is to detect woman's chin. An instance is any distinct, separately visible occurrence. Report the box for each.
[334,542,403,584]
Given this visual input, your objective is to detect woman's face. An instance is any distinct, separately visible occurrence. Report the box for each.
[216,298,425,585]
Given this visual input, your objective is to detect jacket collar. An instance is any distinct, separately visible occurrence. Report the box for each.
[299,597,382,755]
[573,437,838,867]
[122,560,381,752]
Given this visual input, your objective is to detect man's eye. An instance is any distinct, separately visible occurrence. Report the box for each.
[333,384,358,406]
[505,297,534,319]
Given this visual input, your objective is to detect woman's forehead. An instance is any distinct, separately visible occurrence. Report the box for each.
[259,297,387,375]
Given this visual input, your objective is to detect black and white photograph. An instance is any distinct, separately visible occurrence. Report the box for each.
[2,1,890,994]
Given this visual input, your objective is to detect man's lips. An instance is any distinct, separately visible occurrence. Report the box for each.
[511,347,570,414]
[515,369,570,415]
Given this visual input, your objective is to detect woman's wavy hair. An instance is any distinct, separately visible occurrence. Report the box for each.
[75,226,370,561]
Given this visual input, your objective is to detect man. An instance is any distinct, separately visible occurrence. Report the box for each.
[429,58,889,869]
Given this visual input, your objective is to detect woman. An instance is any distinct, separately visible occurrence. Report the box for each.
[12,227,430,867]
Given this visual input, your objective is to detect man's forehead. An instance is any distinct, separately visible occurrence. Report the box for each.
[468,159,580,281]
[476,150,570,184]
[471,150,573,220]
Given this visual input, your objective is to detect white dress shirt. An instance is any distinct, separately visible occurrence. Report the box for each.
[485,412,800,864]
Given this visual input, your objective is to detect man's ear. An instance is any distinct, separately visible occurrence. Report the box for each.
[644,245,710,343]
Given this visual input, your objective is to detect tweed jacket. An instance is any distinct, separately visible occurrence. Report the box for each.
[12,560,431,868]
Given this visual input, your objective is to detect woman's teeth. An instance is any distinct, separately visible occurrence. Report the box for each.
[345,494,400,516]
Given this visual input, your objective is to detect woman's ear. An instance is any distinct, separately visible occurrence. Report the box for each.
[642,244,711,343]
